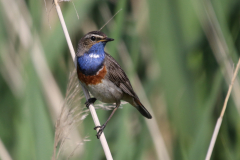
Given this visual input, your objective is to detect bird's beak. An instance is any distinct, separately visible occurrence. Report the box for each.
[99,37,114,42]
[105,37,114,42]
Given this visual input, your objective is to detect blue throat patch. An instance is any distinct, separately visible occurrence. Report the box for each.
[78,42,106,76]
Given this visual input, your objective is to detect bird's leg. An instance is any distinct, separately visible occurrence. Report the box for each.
[94,102,120,139]
[85,98,97,108]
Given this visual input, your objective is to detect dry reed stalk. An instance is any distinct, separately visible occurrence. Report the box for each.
[0,138,12,160]
[53,0,113,159]
[191,1,240,158]
[205,58,240,160]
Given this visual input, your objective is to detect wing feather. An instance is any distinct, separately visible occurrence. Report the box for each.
[104,53,138,99]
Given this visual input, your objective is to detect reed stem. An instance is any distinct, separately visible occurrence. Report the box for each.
[53,1,113,159]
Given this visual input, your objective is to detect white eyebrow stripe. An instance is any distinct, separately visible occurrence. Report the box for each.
[86,34,104,39]
[93,35,103,38]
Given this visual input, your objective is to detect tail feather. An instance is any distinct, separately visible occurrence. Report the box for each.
[134,98,152,119]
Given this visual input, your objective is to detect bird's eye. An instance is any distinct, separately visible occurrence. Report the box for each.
[91,36,96,41]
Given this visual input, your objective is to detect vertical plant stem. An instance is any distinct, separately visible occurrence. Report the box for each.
[0,138,12,160]
[53,1,113,159]
[205,58,240,160]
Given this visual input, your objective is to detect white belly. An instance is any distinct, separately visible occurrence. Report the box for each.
[83,79,123,103]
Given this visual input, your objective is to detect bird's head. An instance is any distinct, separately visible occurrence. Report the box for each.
[77,31,114,57]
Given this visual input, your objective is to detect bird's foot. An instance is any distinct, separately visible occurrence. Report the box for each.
[94,124,106,139]
[85,98,96,108]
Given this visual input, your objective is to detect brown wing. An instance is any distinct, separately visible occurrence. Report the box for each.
[104,52,138,99]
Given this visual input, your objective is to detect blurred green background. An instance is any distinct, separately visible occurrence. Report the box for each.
[1,0,240,159]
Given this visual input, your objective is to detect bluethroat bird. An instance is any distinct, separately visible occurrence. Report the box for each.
[76,31,152,139]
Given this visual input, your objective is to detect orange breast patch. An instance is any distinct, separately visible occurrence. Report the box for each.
[77,65,107,85]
